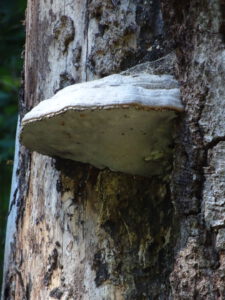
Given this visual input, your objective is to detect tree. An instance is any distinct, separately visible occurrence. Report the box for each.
[2,0,225,299]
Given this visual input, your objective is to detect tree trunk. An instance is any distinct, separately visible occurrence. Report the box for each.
[2,0,225,299]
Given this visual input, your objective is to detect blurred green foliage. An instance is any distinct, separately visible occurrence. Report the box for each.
[0,0,26,290]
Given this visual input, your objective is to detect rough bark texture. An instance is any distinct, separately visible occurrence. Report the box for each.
[2,0,225,299]
[161,0,225,298]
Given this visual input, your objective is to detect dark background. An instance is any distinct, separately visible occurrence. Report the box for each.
[0,0,26,290]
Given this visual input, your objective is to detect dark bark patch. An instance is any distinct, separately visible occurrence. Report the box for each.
[18,69,27,117]
[53,15,75,54]
[56,179,62,193]
[25,275,32,300]
[3,274,13,300]
[49,9,56,22]
[35,214,44,225]
[43,248,58,286]
[220,0,225,42]
[55,241,61,248]
[101,220,117,238]
[92,250,110,287]
[16,148,31,229]
[95,171,177,298]
[55,158,99,200]
[49,287,64,299]
[25,3,53,108]
[54,72,76,93]
[72,44,82,70]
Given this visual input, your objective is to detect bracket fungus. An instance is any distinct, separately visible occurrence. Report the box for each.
[21,73,183,177]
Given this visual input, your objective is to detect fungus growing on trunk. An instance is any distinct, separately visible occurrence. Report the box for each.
[20,73,183,177]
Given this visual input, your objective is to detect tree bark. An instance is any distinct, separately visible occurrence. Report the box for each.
[2,0,225,299]
[161,0,225,298]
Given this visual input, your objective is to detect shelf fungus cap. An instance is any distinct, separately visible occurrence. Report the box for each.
[21,73,183,177]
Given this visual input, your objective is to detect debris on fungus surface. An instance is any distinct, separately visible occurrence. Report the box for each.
[20,73,183,177]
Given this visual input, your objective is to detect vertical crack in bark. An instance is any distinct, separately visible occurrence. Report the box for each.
[84,0,90,81]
